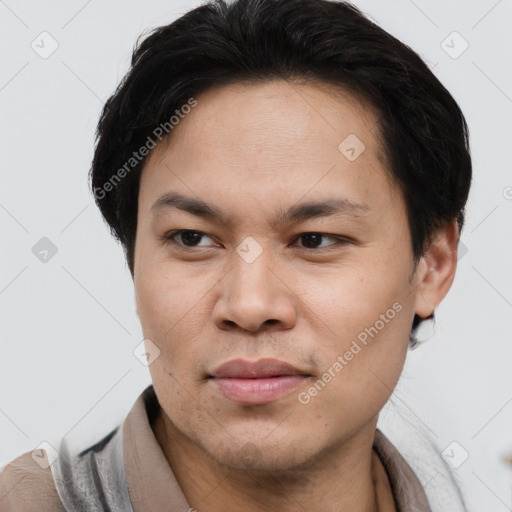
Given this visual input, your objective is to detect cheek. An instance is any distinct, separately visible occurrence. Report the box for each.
[136,261,201,333]
[292,260,404,338]
[136,274,175,336]
[297,319,409,437]
[293,265,411,408]
[135,264,213,375]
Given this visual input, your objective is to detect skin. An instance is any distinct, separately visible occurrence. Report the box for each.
[133,79,459,512]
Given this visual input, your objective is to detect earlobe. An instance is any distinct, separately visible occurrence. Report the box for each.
[413,219,459,320]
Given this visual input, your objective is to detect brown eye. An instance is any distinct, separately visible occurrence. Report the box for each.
[294,232,347,250]
[164,230,216,248]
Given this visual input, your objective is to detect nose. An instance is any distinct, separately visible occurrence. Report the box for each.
[213,249,297,333]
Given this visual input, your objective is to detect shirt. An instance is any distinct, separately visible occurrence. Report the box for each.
[0,384,435,511]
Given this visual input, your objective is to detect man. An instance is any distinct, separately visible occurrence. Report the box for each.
[0,0,471,510]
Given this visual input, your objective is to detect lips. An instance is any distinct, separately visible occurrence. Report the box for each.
[210,358,307,379]
[209,358,311,405]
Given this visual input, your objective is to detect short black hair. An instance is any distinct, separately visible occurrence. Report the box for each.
[89,0,472,344]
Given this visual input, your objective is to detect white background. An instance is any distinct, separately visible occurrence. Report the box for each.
[1,1,511,510]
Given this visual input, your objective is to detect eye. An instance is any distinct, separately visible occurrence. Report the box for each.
[292,232,349,251]
[163,230,217,248]
[162,230,350,252]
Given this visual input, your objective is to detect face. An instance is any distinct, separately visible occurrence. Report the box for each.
[134,79,432,472]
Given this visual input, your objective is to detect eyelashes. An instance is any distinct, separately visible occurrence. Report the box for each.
[162,230,351,253]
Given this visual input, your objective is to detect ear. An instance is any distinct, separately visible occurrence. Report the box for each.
[413,218,459,319]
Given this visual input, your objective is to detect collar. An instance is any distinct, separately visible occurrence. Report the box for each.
[123,385,431,512]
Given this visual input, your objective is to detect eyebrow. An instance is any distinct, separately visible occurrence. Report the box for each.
[150,192,370,227]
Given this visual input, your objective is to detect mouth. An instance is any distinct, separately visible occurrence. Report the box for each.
[208,358,312,405]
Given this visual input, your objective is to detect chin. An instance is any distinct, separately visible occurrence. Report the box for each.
[201,431,317,474]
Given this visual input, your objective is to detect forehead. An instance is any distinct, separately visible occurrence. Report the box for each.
[139,79,402,222]
[163,79,380,156]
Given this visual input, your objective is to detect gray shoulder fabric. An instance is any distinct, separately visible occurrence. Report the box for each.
[49,426,135,512]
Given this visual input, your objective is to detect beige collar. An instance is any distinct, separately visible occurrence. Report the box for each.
[123,385,431,512]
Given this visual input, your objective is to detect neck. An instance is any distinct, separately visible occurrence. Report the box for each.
[153,412,385,512]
